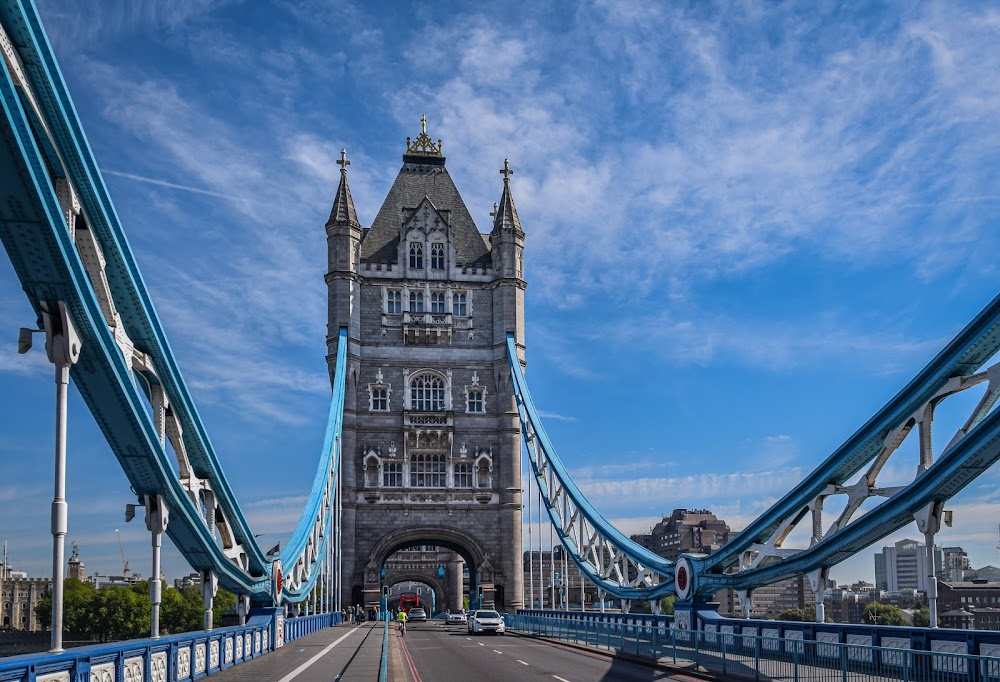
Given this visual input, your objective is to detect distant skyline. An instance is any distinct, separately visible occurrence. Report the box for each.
[1,1,998,590]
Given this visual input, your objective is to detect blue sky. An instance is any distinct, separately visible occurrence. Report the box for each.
[1,0,998,590]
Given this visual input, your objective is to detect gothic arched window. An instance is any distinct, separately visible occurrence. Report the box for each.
[410,373,446,411]
[431,242,445,269]
[410,453,446,487]
[409,242,423,269]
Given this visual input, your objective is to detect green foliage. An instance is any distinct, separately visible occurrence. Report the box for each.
[776,607,832,623]
[863,603,907,626]
[32,578,241,642]
[777,607,814,622]
[660,596,676,615]
[911,606,930,627]
[35,578,97,635]
[91,587,149,642]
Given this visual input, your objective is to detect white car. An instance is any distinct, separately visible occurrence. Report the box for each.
[467,609,505,635]
[446,611,467,625]
[408,607,427,622]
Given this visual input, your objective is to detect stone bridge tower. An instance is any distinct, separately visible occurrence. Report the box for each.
[325,118,525,612]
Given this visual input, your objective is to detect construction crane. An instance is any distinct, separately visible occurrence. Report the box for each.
[115,529,129,579]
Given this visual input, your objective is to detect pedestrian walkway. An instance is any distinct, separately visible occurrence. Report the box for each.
[208,621,391,681]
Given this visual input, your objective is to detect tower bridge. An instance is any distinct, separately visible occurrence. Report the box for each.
[1,2,1000,680]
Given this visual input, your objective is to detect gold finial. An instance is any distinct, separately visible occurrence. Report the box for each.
[337,148,351,173]
[500,159,514,182]
[405,115,443,157]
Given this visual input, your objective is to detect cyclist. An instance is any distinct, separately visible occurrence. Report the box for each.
[396,608,407,634]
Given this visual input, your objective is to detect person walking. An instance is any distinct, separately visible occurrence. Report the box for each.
[396,608,407,634]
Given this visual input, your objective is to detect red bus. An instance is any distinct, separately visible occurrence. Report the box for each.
[399,593,420,613]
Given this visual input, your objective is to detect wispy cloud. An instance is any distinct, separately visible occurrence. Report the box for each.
[537,410,576,422]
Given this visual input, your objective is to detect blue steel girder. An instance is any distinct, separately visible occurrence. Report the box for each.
[508,290,1000,604]
[507,335,676,602]
[692,293,1000,599]
[0,0,346,603]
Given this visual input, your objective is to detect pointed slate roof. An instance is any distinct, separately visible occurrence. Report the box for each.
[359,118,491,265]
[327,148,360,226]
[492,158,522,235]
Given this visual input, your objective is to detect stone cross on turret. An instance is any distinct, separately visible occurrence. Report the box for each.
[500,159,513,182]
[337,148,351,173]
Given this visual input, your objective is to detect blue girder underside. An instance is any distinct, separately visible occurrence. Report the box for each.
[0,0,346,603]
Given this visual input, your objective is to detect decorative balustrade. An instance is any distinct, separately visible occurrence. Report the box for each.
[0,615,275,682]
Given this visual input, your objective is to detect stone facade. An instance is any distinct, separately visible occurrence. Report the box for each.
[0,565,50,632]
[325,124,525,611]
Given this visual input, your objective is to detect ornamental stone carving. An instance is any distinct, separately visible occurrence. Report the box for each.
[123,656,143,682]
[210,639,220,669]
[879,637,909,667]
[276,615,285,647]
[225,637,234,664]
[150,652,167,682]
[89,663,114,682]
[176,647,191,680]
[255,630,261,653]
[815,632,838,659]
[37,673,70,682]
[761,628,780,652]
[236,633,244,659]
[195,642,206,673]
[934,639,969,673]
[847,634,872,662]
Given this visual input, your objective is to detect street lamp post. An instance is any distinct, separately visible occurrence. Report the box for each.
[38,302,82,653]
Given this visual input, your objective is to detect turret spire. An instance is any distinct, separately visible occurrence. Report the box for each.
[328,148,360,226]
[492,158,522,234]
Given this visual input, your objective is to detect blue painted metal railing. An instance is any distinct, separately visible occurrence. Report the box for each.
[284,611,344,644]
[506,611,1000,681]
[0,616,273,682]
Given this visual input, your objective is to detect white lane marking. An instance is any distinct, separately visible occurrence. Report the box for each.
[275,628,359,682]
[517,660,529,666]
[478,642,484,646]
[493,649,502,654]
[553,677,571,682]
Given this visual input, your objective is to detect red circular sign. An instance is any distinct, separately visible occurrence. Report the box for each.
[677,565,688,592]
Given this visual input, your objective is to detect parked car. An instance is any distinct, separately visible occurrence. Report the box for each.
[467,609,505,635]
[446,610,467,625]
[408,607,428,622]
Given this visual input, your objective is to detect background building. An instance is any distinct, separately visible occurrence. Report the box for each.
[874,538,943,591]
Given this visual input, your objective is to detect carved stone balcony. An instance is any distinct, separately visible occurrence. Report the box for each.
[403,411,453,429]
[403,311,452,345]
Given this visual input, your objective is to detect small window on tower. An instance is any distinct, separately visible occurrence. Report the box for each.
[386,290,401,314]
[372,387,388,411]
[467,389,484,413]
[431,292,446,313]
[409,291,424,313]
[454,463,473,488]
[409,242,423,269]
[383,461,403,487]
[452,292,467,316]
[431,243,445,269]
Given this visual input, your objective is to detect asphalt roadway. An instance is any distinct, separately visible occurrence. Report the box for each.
[394,619,705,682]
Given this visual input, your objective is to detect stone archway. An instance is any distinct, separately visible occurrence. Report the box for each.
[384,573,447,614]
[364,525,496,611]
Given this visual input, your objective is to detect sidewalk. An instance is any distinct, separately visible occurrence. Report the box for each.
[209,620,389,681]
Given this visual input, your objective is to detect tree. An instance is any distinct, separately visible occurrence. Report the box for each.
[90,587,149,642]
[863,603,907,627]
[911,606,930,627]
[35,578,98,637]
[660,596,675,615]
[776,606,832,623]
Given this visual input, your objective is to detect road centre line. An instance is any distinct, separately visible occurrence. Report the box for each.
[517,659,529,665]
[553,677,572,682]
[493,650,502,654]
